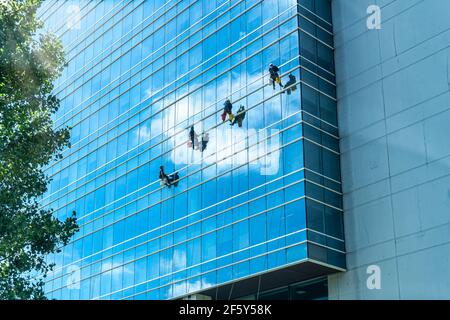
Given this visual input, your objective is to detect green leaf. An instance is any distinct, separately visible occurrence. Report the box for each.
[0,0,78,300]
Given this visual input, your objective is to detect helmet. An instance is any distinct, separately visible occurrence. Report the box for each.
[269,63,273,67]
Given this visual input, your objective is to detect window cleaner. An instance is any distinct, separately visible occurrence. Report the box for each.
[221,99,234,123]
[231,105,246,127]
[159,166,171,187]
[188,126,199,149]
[200,132,209,152]
[169,172,180,187]
[269,63,283,90]
[284,74,297,95]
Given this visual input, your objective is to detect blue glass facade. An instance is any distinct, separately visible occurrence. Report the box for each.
[39,0,344,300]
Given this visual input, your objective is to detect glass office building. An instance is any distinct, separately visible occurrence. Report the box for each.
[38,0,344,300]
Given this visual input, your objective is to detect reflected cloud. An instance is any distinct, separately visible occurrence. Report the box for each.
[141,71,284,177]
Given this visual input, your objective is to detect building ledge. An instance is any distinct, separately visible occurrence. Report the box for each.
[178,259,345,300]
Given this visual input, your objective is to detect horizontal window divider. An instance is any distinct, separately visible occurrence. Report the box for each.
[305,179,343,196]
[300,54,336,79]
[298,24,334,52]
[304,167,342,185]
[308,228,345,243]
[300,64,336,87]
[301,108,338,129]
[300,76,336,102]
[296,3,333,28]
[297,8,333,37]
[303,136,340,155]
[305,195,343,213]
[303,121,339,140]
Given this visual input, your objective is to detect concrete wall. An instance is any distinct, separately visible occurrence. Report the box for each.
[329,0,450,299]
